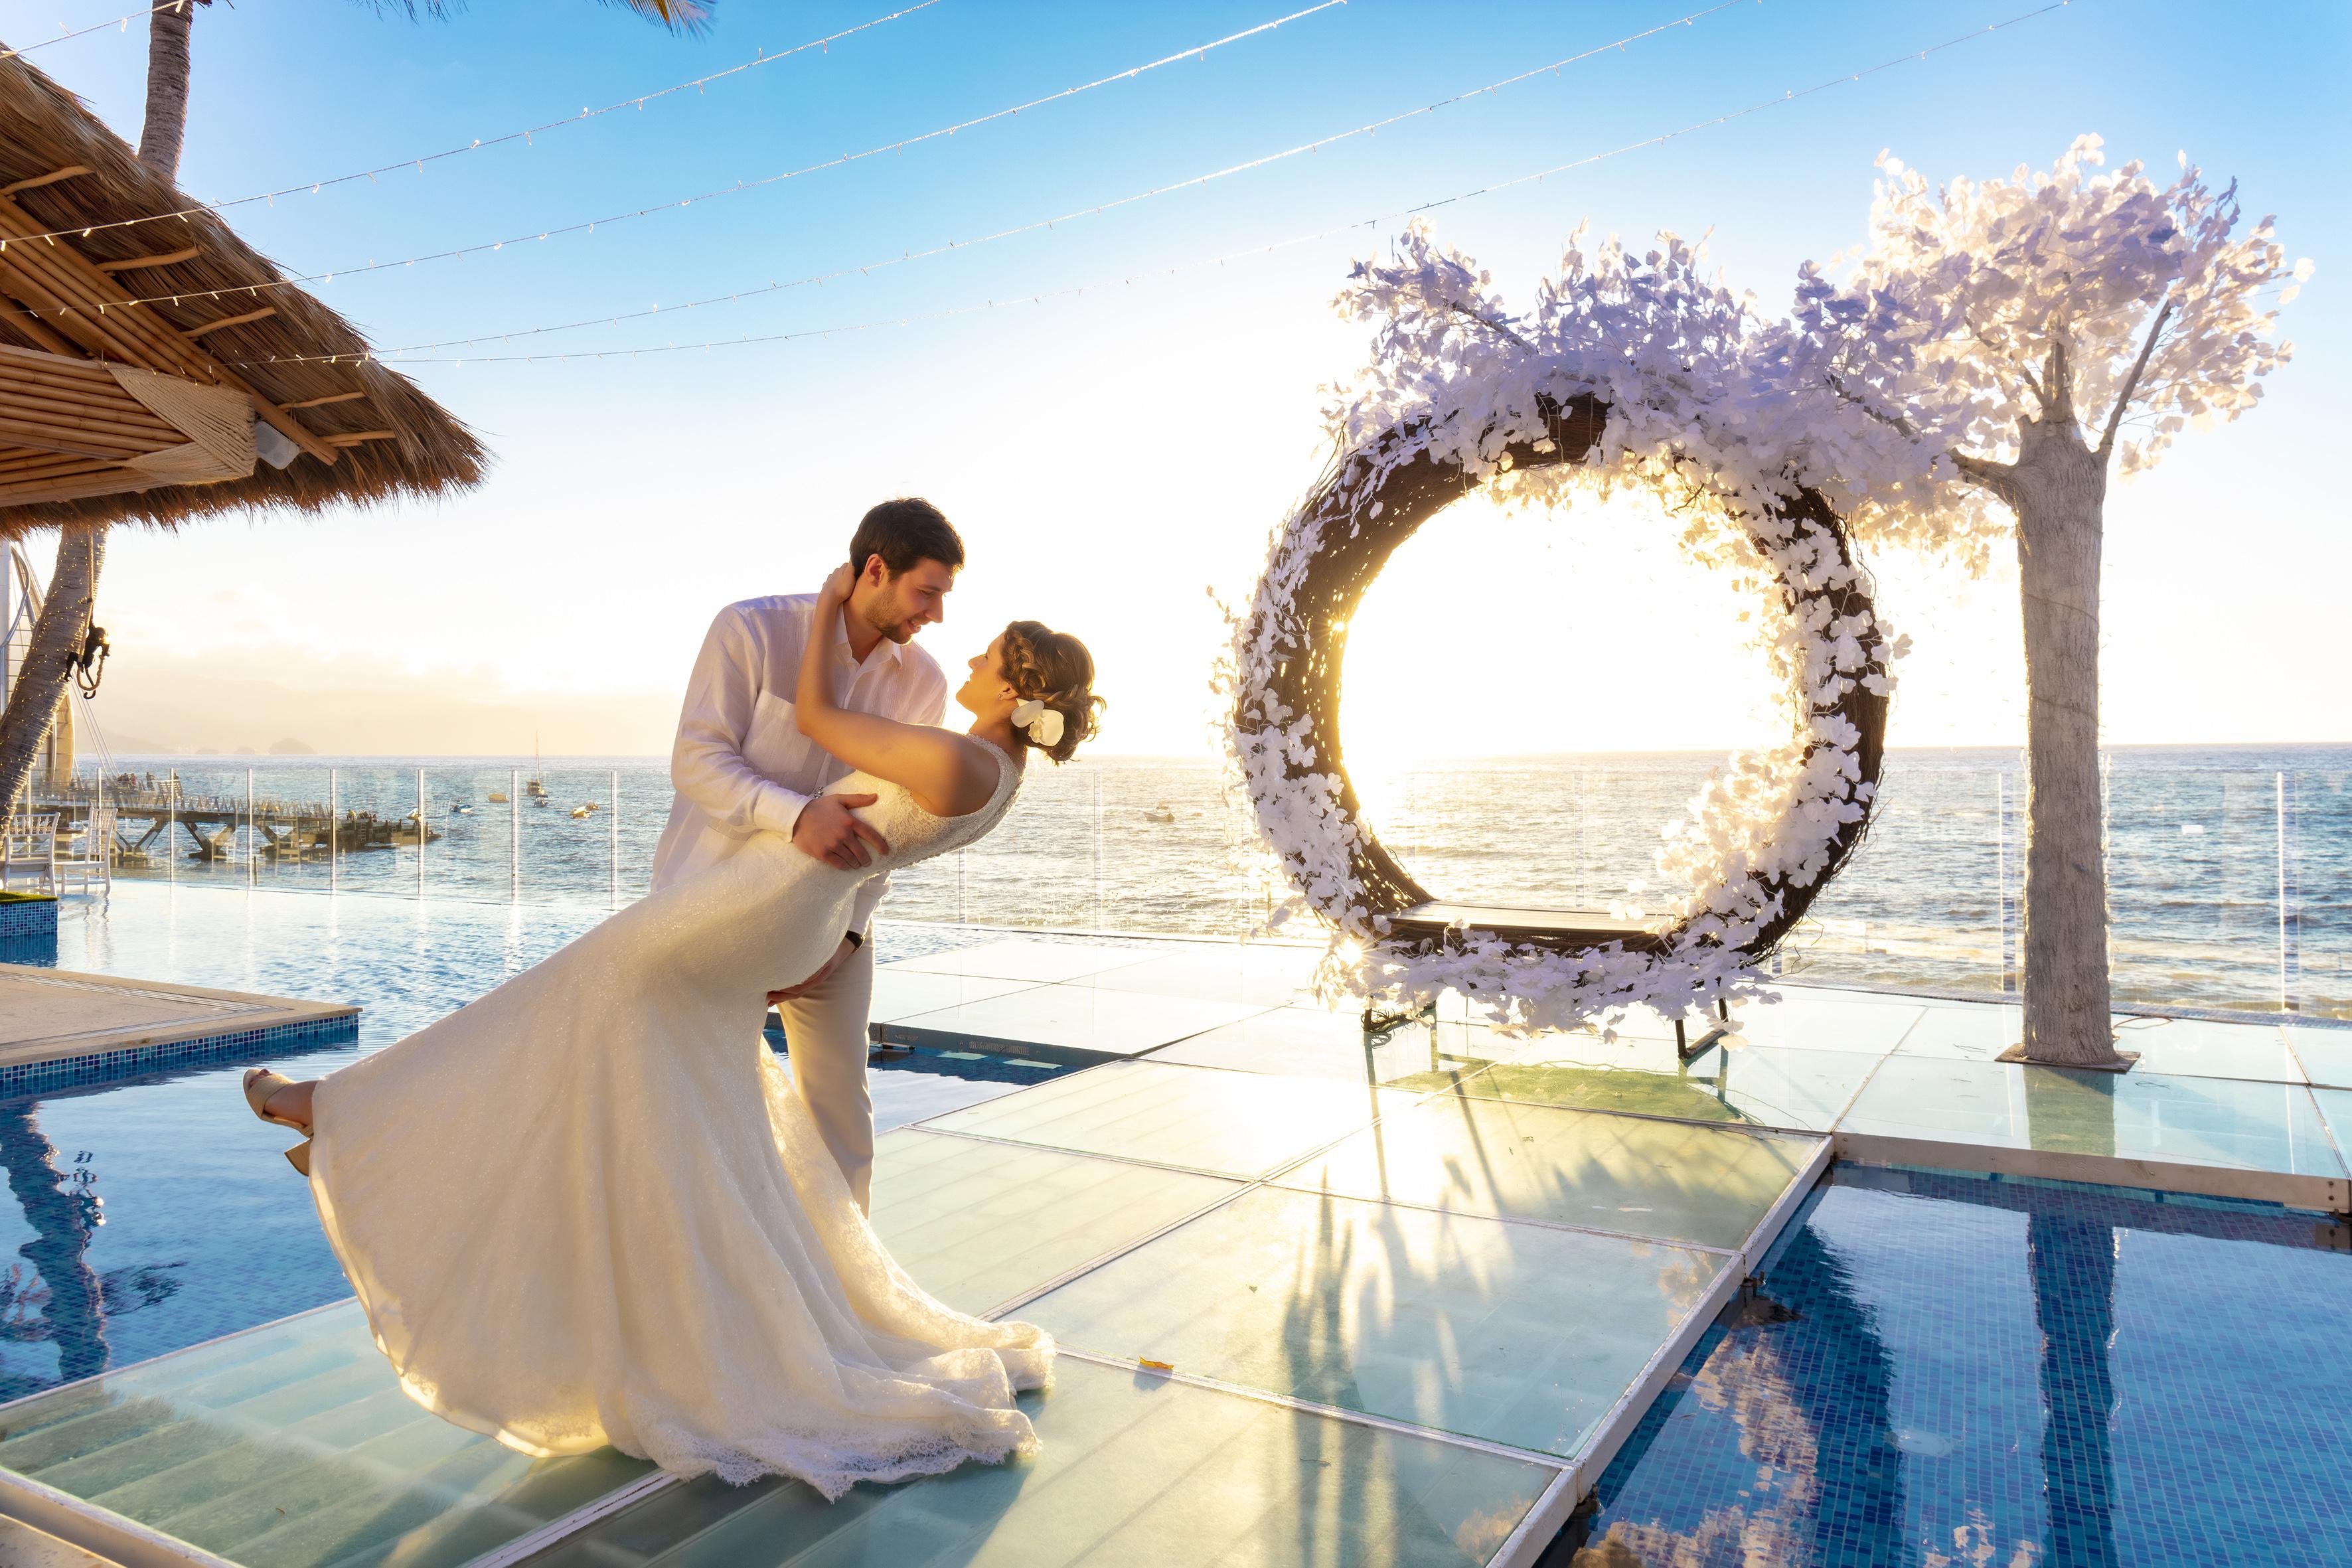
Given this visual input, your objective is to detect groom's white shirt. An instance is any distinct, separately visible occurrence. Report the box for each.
[649,592,948,936]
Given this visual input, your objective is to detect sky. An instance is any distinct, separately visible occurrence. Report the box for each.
[9,0,2347,758]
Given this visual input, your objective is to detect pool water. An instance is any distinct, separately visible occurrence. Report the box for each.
[1573,1165,2352,1567]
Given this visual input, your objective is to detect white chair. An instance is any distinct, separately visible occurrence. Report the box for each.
[2,813,60,894]
[54,805,114,895]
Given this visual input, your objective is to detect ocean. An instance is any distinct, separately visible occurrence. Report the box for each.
[62,744,2351,1020]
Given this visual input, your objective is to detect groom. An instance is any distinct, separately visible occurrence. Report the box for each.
[649,497,963,1212]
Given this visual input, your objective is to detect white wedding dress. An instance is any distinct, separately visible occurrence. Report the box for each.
[305,738,1050,1500]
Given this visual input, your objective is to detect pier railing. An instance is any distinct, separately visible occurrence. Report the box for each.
[25,755,2345,1022]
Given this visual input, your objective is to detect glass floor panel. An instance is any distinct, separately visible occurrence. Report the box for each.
[1081,945,1324,1008]
[2291,1030,2352,1090]
[2312,1089,2352,1165]
[868,1129,1244,1316]
[882,941,1159,986]
[868,971,1044,1026]
[1721,990,1926,1055]
[1459,1044,1883,1133]
[1887,1001,2024,1059]
[888,984,1272,1058]
[2108,1015,2305,1083]
[921,1061,1423,1180]
[1148,1007,1502,1088]
[0,1301,655,1568]
[514,1354,1557,1568]
[1277,1095,1819,1251]
[1018,1185,1725,1461]
[1841,1056,2347,1176]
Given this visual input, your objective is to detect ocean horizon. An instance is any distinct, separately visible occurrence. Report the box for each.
[54,742,2349,1022]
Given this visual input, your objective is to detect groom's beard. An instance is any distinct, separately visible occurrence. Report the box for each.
[860,601,920,645]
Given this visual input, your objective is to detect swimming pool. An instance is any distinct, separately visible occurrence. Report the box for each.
[1575,1164,2352,1567]
[7,883,2349,1565]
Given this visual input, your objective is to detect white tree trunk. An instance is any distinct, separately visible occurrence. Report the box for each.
[2007,415,2122,1066]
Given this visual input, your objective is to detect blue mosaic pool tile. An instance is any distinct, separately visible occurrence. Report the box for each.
[0,1012,360,1100]
[1574,1164,2352,1567]
[0,896,57,941]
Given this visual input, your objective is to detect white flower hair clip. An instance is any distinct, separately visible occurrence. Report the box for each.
[1011,698,1065,747]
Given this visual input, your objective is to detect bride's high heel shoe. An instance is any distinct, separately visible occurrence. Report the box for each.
[243,1069,314,1176]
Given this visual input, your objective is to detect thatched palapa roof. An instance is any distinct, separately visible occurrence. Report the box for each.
[0,46,486,539]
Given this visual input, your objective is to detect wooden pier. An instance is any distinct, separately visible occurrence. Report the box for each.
[31,783,440,864]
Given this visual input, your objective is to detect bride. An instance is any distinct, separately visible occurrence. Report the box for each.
[237,563,1101,1500]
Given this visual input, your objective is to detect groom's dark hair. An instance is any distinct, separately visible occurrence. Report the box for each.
[850,498,964,579]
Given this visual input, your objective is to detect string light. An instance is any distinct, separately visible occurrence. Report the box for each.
[3,0,1347,254]
[228,0,2078,370]
[1,1,185,63]
[58,0,1731,323]
[370,0,1759,355]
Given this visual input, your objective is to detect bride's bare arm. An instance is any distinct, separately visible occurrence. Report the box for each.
[796,566,998,819]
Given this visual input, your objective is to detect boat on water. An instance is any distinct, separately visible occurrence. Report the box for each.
[487,791,509,804]
[1143,803,1176,824]
[453,805,475,816]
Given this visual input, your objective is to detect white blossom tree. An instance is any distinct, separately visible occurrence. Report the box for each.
[1803,135,2306,1065]
[1255,136,2301,1052]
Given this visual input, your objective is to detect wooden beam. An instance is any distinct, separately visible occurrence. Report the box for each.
[0,295,79,357]
[283,390,367,410]
[183,306,277,339]
[0,196,338,469]
[0,167,92,199]
[325,430,399,446]
[0,417,151,463]
[0,465,160,510]
[95,246,202,275]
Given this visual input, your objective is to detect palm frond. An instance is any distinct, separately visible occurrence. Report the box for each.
[595,0,713,33]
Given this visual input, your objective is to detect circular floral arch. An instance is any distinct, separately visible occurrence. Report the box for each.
[1227,391,1893,1030]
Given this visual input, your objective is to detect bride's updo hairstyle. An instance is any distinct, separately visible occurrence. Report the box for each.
[1000,620,1102,764]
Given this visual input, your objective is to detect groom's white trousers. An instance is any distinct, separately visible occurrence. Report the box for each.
[773,939,878,1213]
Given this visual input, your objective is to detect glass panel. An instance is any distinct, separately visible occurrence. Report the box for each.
[1147,1007,1502,1089]
[883,983,1272,1058]
[2108,1015,2303,1082]
[1081,945,1324,1008]
[1723,989,1926,1055]
[2313,1088,2352,1164]
[1842,1056,2347,1176]
[1021,1185,1725,1461]
[868,970,1042,1026]
[1462,1042,1883,1133]
[921,1061,1421,1179]
[0,1301,655,1568]
[868,1129,1243,1316]
[2294,1031,2352,1091]
[1890,1000,2023,1060]
[1279,1095,1818,1251]
[882,941,1158,986]
[514,1355,1557,1568]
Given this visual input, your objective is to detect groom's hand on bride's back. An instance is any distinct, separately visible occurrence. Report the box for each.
[792,794,890,870]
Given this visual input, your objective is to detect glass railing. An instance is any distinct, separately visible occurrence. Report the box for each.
[25,751,2345,1021]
